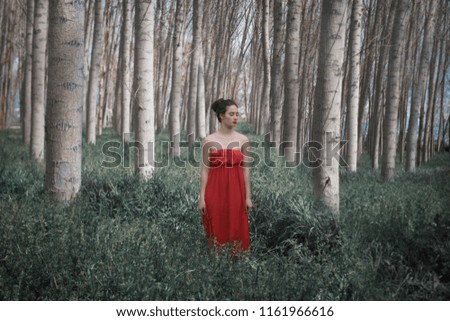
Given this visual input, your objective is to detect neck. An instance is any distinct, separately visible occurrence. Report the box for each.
[218,124,234,135]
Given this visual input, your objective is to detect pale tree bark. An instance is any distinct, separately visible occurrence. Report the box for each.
[357,0,374,160]
[230,2,252,99]
[82,0,94,130]
[0,0,9,129]
[405,0,438,172]
[311,0,348,214]
[296,0,311,163]
[369,1,392,170]
[99,2,120,131]
[134,0,155,179]
[281,0,301,164]
[155,0,175,133]
[196,51,206,140]
[96,0,116,135]
[30,0,48,161]
[259,0,271,135]
[187,0,203,154]
[86,0,104,144]
[169,0,185,158]
[422,25,440,164]
[436,22,448,153]
[345,0,363,172]
[1,1,25,129]
[45,0,84,201]
[270,0,284,147]
[121,0,133,141]
[381,0,409,182]
[398,2,416,164]
[23,0,34,145]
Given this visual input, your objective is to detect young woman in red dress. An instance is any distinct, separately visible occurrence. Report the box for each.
[198,99,252,253]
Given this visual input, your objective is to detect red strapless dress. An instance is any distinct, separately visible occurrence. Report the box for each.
[203,149,250,252]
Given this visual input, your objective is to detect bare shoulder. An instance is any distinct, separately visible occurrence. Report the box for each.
[236,132,249,144]
[203,133,216,144]
[202,133,222,150]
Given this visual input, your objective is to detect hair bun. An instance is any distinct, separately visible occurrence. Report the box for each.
[211,98,224,113]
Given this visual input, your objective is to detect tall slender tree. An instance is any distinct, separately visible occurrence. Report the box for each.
[86,0,104,144]
[345,0,363,172]
[281,0,301,164]
[187,0,203,154]
[311,0,348,213]
[259,0,271,135]
[169,0,185,158]
[134,0,155,179]
[270,0,284,148]
[381,0,409,182]
[121,0,133,142]
[405,0,437,172]
[45,0,85,200]
[30,0,48,161]
[23,0,34,145]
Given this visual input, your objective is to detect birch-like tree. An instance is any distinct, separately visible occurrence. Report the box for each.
[259,0,271,135]
[133,0,155,179]
[30,0,48,161]
[281,0,301,164]
[169,0,184,158]
[381,0,409,182]
[121,0,133,141]
[23,0,34,145]
[345,0,363,172]
[270,0,284,147]
[405,0,438,172]
[45,0,84,200]
[187,0,203,154]
[86,0,104,144]
[311,0,347,213]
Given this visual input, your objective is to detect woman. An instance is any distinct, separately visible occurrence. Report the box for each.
[198,98,252,253]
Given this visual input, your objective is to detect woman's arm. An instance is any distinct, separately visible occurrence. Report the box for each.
[198,140,210,215]
[242,137,252,212]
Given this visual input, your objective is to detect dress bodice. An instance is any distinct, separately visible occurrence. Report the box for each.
[208,149,243,168]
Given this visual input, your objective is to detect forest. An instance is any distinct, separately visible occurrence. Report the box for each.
[0,0,449,300]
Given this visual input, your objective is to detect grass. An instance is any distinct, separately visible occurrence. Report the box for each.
[0,127,449,300]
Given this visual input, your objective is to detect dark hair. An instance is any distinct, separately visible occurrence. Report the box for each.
[211,98,238,122]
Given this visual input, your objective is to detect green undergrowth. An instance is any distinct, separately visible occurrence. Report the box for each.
[0,128,449,300]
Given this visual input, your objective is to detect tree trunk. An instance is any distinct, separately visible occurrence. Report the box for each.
[30,0,48,161]
[259,0,271,135]
[311,0,347,214]
[134,0,155,179]
[281,0,301,164]
[82,0,95,131]
[270,0,284,148]
[169,0,185,158]
[187,0,203,154]
[121,0,133,141]
[436,23,448,153]
[23,0,34,145]
[370,2,392,170]
[345,0,363,172]
[405,0,437,172]
[45,0,84,201]
[86,0,104,144]
[381,0,409,182]
[422,29,440,164]
[196,50,206,140]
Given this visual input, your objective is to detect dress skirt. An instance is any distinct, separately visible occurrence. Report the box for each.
[202,149,250,252]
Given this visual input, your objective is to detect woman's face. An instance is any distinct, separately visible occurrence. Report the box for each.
[221,105,239,127]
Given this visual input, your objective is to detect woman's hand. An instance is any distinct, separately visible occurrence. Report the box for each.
[245,198,253,213]
[198,199,206,215]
